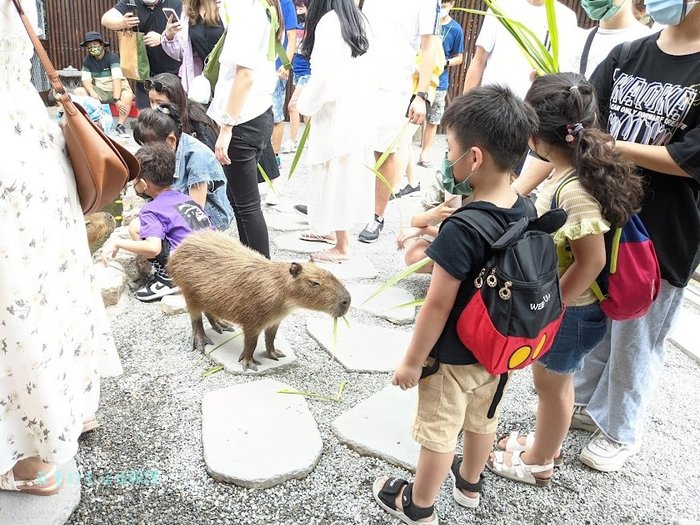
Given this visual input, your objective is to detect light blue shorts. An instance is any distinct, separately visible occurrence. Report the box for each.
[272,78,287,123]
[293,73,310,87]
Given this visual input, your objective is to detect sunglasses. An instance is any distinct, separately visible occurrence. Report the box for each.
[144,79,166,93]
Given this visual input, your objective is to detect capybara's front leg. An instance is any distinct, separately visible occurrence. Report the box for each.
[204,313,236,334]
[238,330,262,371]
[264,323,286,361]
[191,313,213,353]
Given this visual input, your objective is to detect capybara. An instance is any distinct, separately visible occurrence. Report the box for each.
[167,231,352,371]
[85,212,116,248]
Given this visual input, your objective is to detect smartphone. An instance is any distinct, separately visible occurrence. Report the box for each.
[162,7,180,22]
[125,0,137,15]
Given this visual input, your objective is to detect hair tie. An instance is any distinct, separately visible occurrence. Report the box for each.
[565,123,584,143]
[569,85,579,93]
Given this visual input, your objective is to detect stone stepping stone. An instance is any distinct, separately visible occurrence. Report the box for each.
[333,385,419,472]
[347,284,416,324]
[202,378,322,488]
[161,293,188,315]
[0,459,81,525]
[274,232,330,253]
[204,328,296,375]
[312,256,378,280]
[264,211,308,231]
[306,317,410,372]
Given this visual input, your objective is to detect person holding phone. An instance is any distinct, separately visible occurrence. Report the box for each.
[101,0,183,109]
[161,0,225,93]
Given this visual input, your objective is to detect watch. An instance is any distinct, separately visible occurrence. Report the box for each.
[415,91,429,102]
[220,113,239,127]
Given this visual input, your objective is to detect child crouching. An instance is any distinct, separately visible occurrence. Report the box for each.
[372,85,538,524]
[102,142,213,302]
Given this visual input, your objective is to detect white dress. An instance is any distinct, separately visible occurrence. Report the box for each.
[0,0,122,474]
[296,11,374,233]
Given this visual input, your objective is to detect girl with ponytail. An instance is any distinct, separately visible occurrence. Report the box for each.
[487,72,644,486]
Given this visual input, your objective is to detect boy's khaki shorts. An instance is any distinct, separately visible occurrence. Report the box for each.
[411,363,511,454]
[94,83,133,104]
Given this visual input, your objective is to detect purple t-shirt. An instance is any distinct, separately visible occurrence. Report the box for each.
[139,190,212,249]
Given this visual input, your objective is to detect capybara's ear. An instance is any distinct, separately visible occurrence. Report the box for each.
[289,262,303,277]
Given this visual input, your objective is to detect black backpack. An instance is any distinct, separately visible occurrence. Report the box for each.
[443,200,567,375]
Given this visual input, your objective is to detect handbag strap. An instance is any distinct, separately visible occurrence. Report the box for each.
[10,0,64,94]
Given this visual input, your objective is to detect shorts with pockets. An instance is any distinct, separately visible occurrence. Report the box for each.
[426,89,446,125]
[272,77,287,123]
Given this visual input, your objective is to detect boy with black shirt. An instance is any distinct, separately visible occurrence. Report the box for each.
[572,3,700,472]
[79,31,134,137]
[101,0,183,109]
[372,85,538,523]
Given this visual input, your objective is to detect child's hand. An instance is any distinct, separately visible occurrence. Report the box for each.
[396,227,425,250]
[429,202,457,223]
[101,241,119,265]
[391,361,422,390]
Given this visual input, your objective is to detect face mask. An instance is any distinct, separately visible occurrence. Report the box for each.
[88,47,102,57]
[439,7,451,18]
[440,151,474,196]
[581,0,623,20]
[644,0,697,25]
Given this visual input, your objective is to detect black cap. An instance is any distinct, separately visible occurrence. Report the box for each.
[80,31,109,48]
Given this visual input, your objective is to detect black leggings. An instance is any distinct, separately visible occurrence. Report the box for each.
[224,108,273,258]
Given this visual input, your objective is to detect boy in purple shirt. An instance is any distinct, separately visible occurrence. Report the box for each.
[103,142,212,302]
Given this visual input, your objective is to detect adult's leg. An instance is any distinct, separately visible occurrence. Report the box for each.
[573,325,611,406]
[289,84,304,144]
[374,151,398,217]
[420,123,438,164]
[117,87,134,126]
[225,111,272,258]
[580,281,685,445]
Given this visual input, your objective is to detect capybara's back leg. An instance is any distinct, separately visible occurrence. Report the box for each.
[190,312,213,353]
[264,323,286,361]
[204,313,236,334]
[238,330,262,371]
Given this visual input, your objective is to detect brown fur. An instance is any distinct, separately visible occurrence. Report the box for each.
[167,231,351,370]
[85,212,116,247]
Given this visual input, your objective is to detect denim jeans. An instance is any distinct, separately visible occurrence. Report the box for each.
[573,280,685,445]
[223,108,273,258]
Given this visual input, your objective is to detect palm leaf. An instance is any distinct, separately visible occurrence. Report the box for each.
[257,163,275,193]
[205,330,242,356]
[545,0,559,71]
[362,256,432,305]
[374,121,409,172]
[394,297,426,309]
[287,118,311,181]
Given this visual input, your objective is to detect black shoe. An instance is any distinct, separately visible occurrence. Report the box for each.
[294,204,308,216]
[114,123,129,138]
[358,215,384,243]
[398,183,421,197]
[135,274,180,302]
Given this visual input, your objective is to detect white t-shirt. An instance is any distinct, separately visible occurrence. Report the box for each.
[476,0,579,99]
[568,23,651,78]
[361,0,440,92]
[208,0,278,125]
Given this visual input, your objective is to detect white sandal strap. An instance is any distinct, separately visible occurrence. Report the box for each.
[0,465,56,491]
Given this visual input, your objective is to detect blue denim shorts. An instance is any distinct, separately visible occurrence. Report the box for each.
[293,73,310,87]
[272,77,287,123]
[537,303,608,374]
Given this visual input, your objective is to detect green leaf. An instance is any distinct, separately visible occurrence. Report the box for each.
[287,118,311,181]
[201,365,224,377]
[545,0,559,71]
[206,330,242,357]
[362,256,432,305]
[331,316,338,360]
[277,382,347,403]
[394,297,426,309]
[342,315,351,329]
[363,164,404,227]
[374,121,409,172]
[257,163,275,193]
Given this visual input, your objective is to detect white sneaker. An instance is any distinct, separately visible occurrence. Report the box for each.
[264,189,280,206]
[570,405,598,432]
[280,140,296,154]
[579,430,638,472]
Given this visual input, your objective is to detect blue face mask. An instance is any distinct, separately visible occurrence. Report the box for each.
[645,0,697,25]
[440,151,474,196]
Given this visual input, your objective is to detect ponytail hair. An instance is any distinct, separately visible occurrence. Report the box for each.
[133,103,182,145]
[525,72,644,228]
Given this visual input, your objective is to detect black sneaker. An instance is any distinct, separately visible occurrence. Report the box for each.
[358,215,384,243]
[114,124,129,138]
[398,183,421,197]
[294,204,308,216]
[135,274,180,302]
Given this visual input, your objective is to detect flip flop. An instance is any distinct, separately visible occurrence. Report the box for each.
[82,418,100,434]
[299,231,336,244]
[310,250,351,264]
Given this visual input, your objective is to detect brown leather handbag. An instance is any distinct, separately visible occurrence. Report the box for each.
[12,0,140,215]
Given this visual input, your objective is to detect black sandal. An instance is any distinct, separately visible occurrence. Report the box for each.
[449,454,484,509]
[372,477,438,525]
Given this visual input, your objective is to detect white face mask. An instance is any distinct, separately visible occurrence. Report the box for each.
[440,7,451,18]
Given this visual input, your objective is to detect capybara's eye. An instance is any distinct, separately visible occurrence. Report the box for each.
[308,280,320,287]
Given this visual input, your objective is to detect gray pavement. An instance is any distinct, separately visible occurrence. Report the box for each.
[14,123,699,525]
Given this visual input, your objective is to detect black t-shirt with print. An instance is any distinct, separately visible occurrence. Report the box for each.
[425,197,528,365]
[590,32,700,287]
[114,0,182,75]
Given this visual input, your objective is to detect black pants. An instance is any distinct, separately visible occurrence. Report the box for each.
[224,108,273,258]
[257,139,281,183]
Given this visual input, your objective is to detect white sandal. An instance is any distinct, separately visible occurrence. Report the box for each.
[487,450,553,487]
[496,431,564,467]
[0,465,62,496]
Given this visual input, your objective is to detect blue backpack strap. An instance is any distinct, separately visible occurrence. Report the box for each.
[550,173,579,210]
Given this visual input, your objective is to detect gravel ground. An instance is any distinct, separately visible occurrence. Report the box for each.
[66,128,700,525]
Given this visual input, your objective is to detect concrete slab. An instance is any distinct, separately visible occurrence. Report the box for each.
[333,385,419,472]
[161,294,188,315]
[204,328,296,375]
[346,284,416,324]
[670,307,700,365]
[313,256,378,280]
[0,459,80,525]
[306,317,410,373]
[274,232,333,254]
[202,378,322,489]
[264,211,309,232]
